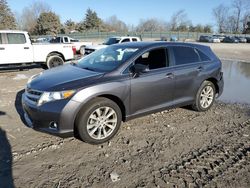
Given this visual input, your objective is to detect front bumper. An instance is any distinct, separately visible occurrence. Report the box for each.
[22,93,81,137]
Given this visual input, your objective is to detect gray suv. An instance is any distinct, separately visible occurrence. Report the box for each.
[22,42,224,144]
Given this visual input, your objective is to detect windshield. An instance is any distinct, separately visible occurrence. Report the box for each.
[77,46,138,72]
[104,38,121,45]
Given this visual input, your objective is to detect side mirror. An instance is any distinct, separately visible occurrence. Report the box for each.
[129,64,149,78]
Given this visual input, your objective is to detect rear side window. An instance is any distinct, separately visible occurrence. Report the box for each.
[7,33,26,44]
[172,46,199,65]
[132,38,138,42]
[0,34,2,44]
[121,38,130,43]
[197,50,211,61]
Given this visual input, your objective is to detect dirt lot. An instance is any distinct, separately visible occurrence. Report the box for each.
[0,43,250,188]
[201,43,250,63]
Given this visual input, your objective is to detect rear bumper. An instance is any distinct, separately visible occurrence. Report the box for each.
[22,93,81,137]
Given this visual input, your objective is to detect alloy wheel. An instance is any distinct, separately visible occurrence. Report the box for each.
[86,106,118,140]
[200,85,214,109]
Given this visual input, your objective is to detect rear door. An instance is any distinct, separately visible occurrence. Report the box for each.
[170,46,205,104]
[1,32,33,64]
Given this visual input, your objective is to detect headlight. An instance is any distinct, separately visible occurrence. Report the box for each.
[38,90,76,106]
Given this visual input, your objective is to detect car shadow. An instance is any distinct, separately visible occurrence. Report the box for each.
[0,128,14,188]
[0,64,44,73]
[15,89,26,125]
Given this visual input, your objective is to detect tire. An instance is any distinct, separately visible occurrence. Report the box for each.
[46,55,64,68]
[76,97,122,144]
[192,81,216,112]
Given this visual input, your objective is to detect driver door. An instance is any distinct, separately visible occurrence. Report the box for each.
[129,47,175,115]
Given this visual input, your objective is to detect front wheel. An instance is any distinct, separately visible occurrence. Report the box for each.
[76,97,122,144]
[192,81,216,112]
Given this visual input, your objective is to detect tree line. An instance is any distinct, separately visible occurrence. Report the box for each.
[0,0,249,35]
[213,0,250,34]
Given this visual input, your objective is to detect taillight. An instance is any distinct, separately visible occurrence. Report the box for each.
[72,46,76,55]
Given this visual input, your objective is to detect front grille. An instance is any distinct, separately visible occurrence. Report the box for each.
[85,48,95,55]
[25,88,43,104]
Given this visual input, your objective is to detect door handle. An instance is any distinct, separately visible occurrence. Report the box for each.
[197,66,203,71]
[24,47,30,49]
[165,73,174,79]
[0,47,5,50]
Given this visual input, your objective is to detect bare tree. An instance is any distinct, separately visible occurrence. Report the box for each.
[104,15,128,32]
[169,10,190,31]
[230,0,250,33]
[232,0,245,33]
[213,4,228,33]
[225,15,238,33]
[136,18,168,32]
[19,1,51,33]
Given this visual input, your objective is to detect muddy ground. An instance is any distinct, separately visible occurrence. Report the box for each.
[0,43,250,188]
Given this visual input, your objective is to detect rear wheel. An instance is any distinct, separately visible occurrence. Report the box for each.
[76,97,122,144]
[192,81,216,112]
[46,55,64,68]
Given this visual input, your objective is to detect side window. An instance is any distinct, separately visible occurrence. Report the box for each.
[172,46,199,65]
[197,50,211,62]
[0,34,2,44]
[7,33,26,44]
[121,38,130,43]
[135,48,168,70]
[64,37,69,43]
[132,38,138,42]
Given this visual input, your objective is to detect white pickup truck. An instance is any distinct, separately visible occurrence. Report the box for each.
[49,36,93,54]
[82,36,141,55]
[0,30,75,68]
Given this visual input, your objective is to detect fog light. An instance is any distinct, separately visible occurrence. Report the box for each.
[49,122,58,130]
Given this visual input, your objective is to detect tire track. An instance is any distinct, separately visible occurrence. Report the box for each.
[12,138,74,161]
[155,119,250,187]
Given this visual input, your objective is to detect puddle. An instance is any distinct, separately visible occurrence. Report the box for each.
[219,60,250,104]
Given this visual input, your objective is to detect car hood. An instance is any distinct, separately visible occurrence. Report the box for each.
[28,64,104,91]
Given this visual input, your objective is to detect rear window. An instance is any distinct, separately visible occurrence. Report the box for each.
[104,38,121,45]
[172,46,200,65]
[0,34,2,44]
[197,50,210,61]
[7,33,26,44]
